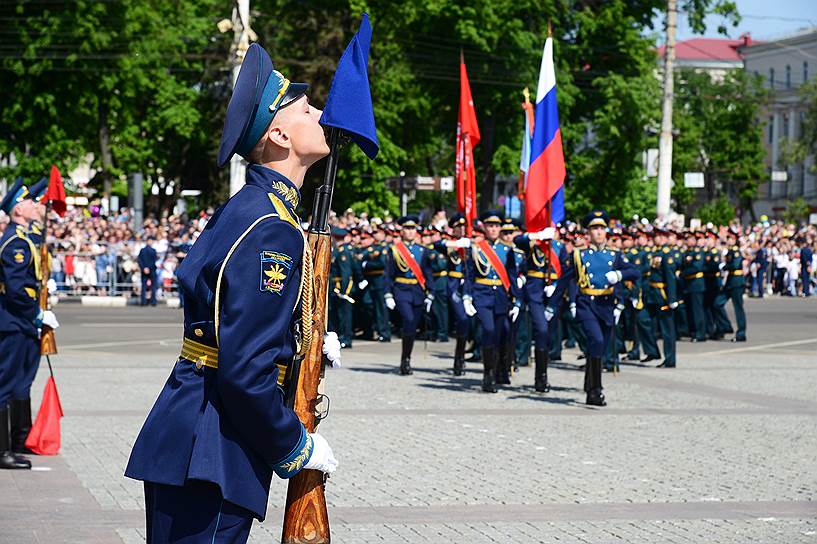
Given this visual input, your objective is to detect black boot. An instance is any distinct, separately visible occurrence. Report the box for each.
[453,336,466,376]
[400,335,414,375]
[586,356,606,406]
[495,343,511,385]
[481,347,498,393]
[534,349,551,392]
[11,399,33,454]
[0,407,30,469]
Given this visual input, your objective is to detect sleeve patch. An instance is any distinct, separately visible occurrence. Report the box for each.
[260,250,293,295]
[13,249,26,263]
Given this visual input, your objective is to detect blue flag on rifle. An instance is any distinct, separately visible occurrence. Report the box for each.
[320,14,379,159]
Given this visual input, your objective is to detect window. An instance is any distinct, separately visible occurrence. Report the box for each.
[786,65,791,88]
[805,61,810,83]
[783,114,789,138]
[770,67,775,89]
[768,117,774,144]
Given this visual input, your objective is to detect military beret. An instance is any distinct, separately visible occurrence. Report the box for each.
[217,43,309,168]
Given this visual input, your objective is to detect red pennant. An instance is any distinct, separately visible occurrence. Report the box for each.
[45,165,67,217]
[24,376,63,455]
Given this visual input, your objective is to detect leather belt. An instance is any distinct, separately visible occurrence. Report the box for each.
[363,270,384,276]
[684,272,704,280]
[180,337,288,385]
[580,287,613,296]
[730,270,744,276]
[475,278,503,286]
[448,271,464,278]
[650,281,666,288]
[395,277,418,284]
[433,271,448,277]
[528,270,558,280]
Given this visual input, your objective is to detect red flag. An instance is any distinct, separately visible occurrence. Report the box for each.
[455,51,480,236]
[24,376,63,455]
[44,164,67,217]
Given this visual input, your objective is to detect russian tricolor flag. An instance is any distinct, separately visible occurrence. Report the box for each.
[526,37,565,231]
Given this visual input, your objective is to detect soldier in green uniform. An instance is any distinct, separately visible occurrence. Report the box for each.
[620,230,642,361]
[329,228,355,348]
[669,229,689,340]
[361,224,391,342]
[703,231,730,339]
[681,231,707,342]
[634,230,661,363]
[716,229,747,342]
[644,228,679,367]
[350,227,373,341]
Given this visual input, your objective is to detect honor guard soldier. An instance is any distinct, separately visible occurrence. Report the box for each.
[329,227,355,348]
[360,223,391,342]
[427,224,450,342]
[703,230,729,339]
[644,228,679,368]
[125,44,339,543]
[682,231,707,342]
[384,215,434,375]
[0,179,57,469]
[717,228,747,342]
[514,223,567,392]
[566,210,639,405]
[445,213,473,375]
[466,210,521,392]
[500,219,527,373]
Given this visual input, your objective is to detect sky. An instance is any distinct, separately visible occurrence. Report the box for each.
[656,0,816,42]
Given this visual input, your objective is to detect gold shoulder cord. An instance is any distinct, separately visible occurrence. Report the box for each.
[472,244,491,276]
[573,248,590,290]
[392,245,409,272]
[532,245,546,268]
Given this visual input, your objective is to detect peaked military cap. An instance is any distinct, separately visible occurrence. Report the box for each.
[501,217,522,232]
[397,215,421,228]
[0,177,29,215]
[583,209,608,229]
[480,209,504,224]
[217,43,309,168]
[448,212,466,228]
[330,226,348,237]
[27,177,48,202]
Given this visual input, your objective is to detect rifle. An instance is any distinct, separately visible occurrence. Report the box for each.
[281,127,341,544]
[39,203,57,355]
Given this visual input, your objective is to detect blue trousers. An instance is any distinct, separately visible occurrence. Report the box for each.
[450,297,469,337]
[12,334,39,400]
[144,480,254,544]
[0,333,35,406]
[475,306,509,348]
[578,315,612,358]
[395,296,423,336]
[528,301,552,349]
[141,273,157,306]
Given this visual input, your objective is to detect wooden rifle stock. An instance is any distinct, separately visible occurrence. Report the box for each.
[38,210,57,355]
[282,128,340,544]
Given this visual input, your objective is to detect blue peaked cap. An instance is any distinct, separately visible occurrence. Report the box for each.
[217,43,309,168]
[0,177,29,215]
[320,14,379,160]
[28,177,48,202]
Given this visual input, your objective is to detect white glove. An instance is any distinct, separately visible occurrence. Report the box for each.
[455,237,471,248]
[47,278,58,295]
[509,305,520,322]
[463,297,477,317]
[544,306,555,322]
[385,294,396,310]
[424,296,433,313]
[632,299,639,308]
[669,301,679,310]
[516,276,526,289]
[605,270,622,285]
[451,291,462,304]
[42,310,59,330]
[544,284,556,298]
[304,433,338,474]
[357,280,368,290]
[613,306,623,324]
[361,261,368,269]
[718,262,726,271]
[528,227,556,241]
[569,303,577,319]
[322,331,342,368]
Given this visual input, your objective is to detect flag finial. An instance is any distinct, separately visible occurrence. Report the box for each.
[522,86,530,104]
[547,19,552,38]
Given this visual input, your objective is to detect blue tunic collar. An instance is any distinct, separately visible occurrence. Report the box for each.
[246,164,301,211]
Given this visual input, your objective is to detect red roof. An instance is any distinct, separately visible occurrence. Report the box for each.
[657,35,758,62]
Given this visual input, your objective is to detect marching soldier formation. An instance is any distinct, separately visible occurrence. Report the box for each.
[328,207,755,407]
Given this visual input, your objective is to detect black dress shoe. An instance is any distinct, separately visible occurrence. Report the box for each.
[0,451,31,470]
[586,392,606,406]
[641,355,660,363]
[731,337,747,343]
[626,353,641,361]
[577,354,586,360]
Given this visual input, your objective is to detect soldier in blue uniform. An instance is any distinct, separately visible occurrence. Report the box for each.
[444,213,473,375]
[501,219,527,374]
[566,210,639,405]
[0,178,57,469]
[514,224,567,392]
[125,44,339,543]
[384,215,434,375]
[466,210,521,392]
[427,225,450,342]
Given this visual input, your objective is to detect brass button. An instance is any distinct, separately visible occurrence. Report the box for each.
[194,328,204,337]
[195,359,204,370]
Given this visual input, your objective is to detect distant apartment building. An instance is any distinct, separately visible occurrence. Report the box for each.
[739,29,817,219]
[658,35,749,77]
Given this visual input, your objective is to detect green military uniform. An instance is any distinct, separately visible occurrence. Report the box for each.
[716,241,747,341]
[635,241,661,362]
[428,242,449,342]
[673,244,689,339]
[681,242,707,342]
[351,243,373,340]
[361,240,391,341]
[704,243,731,339]
[644,244,678,367]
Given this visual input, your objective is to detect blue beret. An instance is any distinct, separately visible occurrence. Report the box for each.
[583,209,609,229]
[0,177,29,215]
[217,44,309,168]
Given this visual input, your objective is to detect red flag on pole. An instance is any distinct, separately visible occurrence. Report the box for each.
[455,51,480,236]
[44,164,67,217]
[24,376,63,455]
